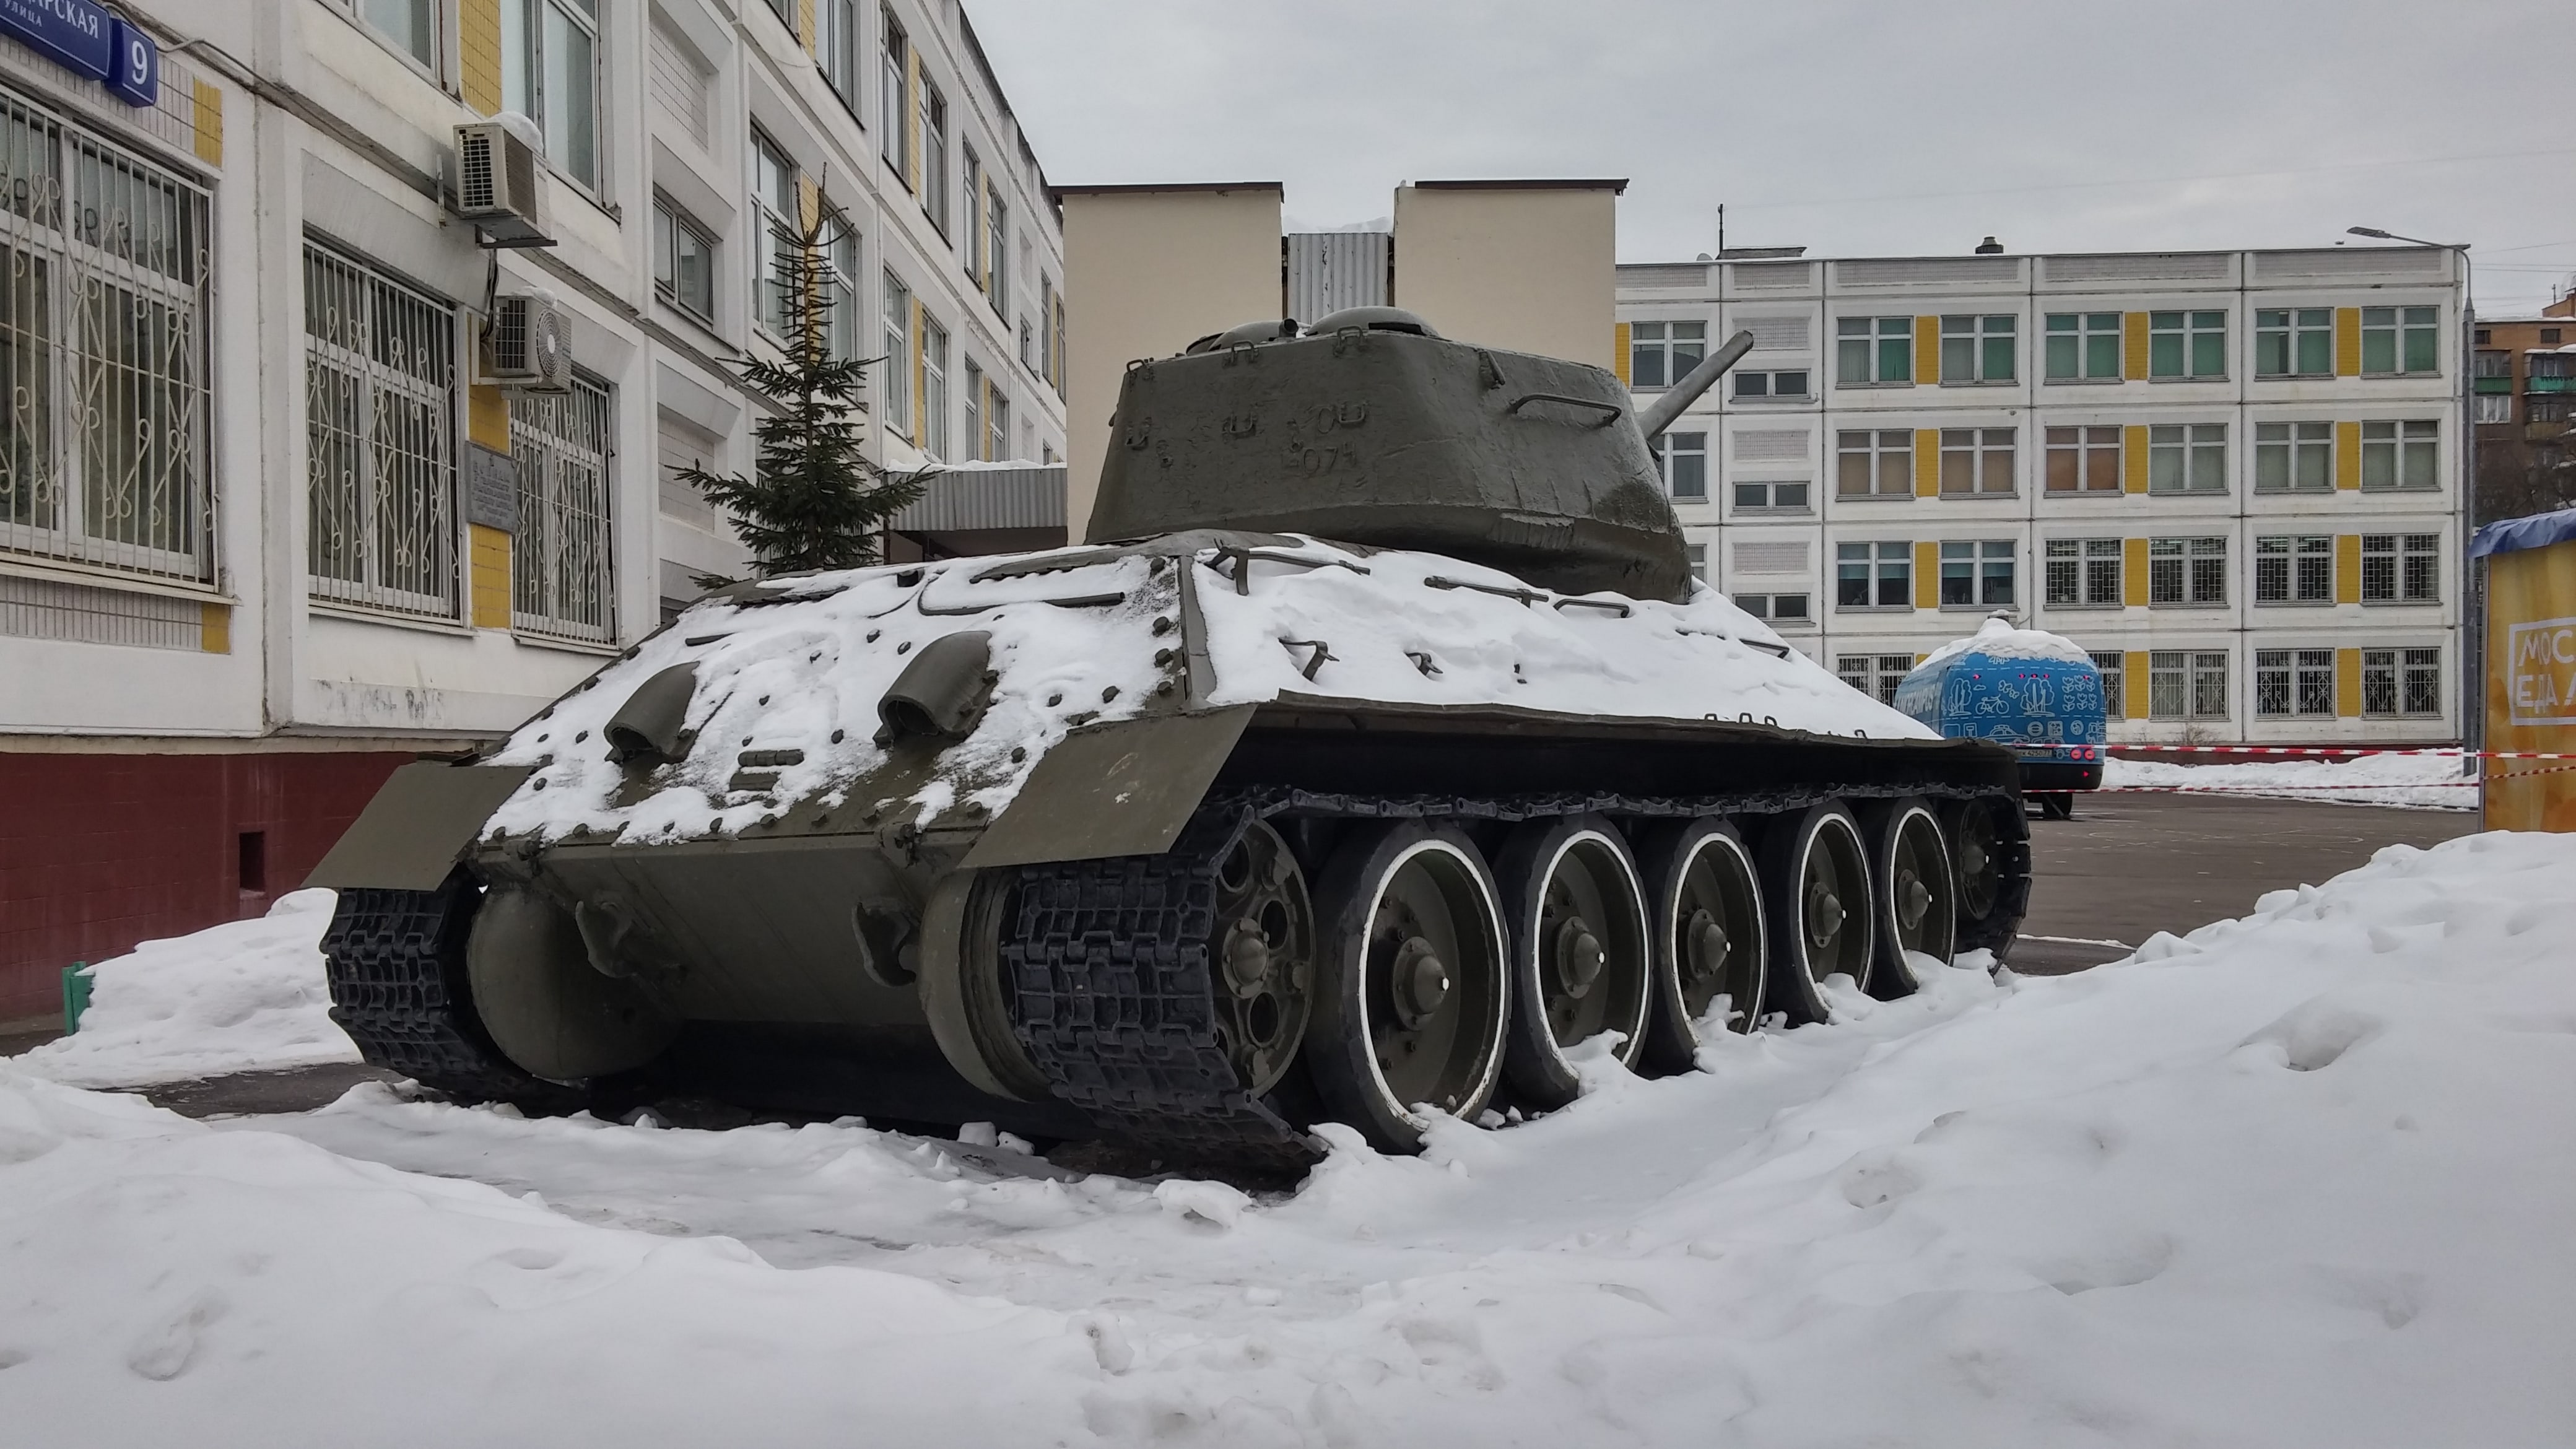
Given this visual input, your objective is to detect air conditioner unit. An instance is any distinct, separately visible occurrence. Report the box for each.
[451,121,552,248]
[482,292,573,391]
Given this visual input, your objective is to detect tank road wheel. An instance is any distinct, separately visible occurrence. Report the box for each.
[323,873,570,1107]
[1495,816,1651,1108]
[1209,819,1318,1095]
[921,868,1055,1103]
[1943,795,2033,960]
[1861,799,1958,998]
[1757,803,1875,1025]
[1306,820,1511,1153]
[1634,818,1767,1073]
[466,887,679,1083]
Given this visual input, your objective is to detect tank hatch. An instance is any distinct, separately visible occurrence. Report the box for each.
[1090,318,1742,603]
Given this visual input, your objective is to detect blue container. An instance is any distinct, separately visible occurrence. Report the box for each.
[1894,624,2105,801]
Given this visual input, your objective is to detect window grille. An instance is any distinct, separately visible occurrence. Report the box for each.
[0,95,214,585]
[1837,653,1915,705]
[2045,538,2122,607]
[2149,536,2226,606]
[2362,647,2442,716]
[2090,650,2125,720]
[2361,532,2441,603]
[2149,649,2229,720]
[303,243,458,617]
[510,375,614,643]
[2254,535,2333,604]
[2256,648,2334,717]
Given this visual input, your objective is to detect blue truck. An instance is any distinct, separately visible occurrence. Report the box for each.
[1894,619,2105,820]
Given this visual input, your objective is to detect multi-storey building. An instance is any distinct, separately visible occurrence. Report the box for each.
[0,0,1066,1021]
[2470,301,2576,523]
[1616,246,2464,746]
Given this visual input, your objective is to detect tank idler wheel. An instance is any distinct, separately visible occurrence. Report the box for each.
[921,868,1055,1103]
[1495,815,1651,1109]
[1860,798,1958,999]
[466,886,679,1083]
[1305,820,1511,1153]
[1945,798,2006,928]
[1634,817,1767,1073]
[1756,803,1876,1025]
[1209,819,1318,1095]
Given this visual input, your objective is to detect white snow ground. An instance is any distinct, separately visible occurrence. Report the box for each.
[7,832,2576,1445]
[2104,749,2476,809]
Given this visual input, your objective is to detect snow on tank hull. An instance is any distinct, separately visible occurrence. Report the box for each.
[311,534,2027,1166]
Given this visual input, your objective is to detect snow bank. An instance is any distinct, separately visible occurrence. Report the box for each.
[15,892,357,1089]
[1918,613,2096,669]
[2107,747,2476,809]
[6,833,2575,1445]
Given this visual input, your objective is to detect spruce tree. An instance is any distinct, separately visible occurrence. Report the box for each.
[680,200,928,588]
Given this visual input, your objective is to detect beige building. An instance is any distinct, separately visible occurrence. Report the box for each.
[1056,178,1622,538]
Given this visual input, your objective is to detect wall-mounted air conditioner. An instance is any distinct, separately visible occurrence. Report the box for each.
[482,292,573,391]
[451,121,552,248]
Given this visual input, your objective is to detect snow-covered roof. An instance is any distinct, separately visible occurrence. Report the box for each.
[1915,616,2096,672]
[481,536,1930,845]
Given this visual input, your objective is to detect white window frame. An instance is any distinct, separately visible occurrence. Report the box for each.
[919,78,948,235]
[2254,534,2333,605]
[1652,430,1708,500]
[2148,649,2229,721]
[1733,591,1812,626]
[985,183,1010,319]
[880,271,913,442]
[2256,308,2334,378]
[2043,425,2122,494]
[2362,647,2442,718]
[2148,309,2227,380]
[2361,305,2441,377]
[1730,367,1811,401]
[2148,536,2227,607]
[1629,320,1705,390]
[2359,419,2439,490]
[651,194,716,326]
[2045,538,2122,609]
[2091,650,2126,720]
[2361,532,2441,604]
[2147,422,2227,494]
[2255,647,2336,718]
[352,0,450,86]
[818,0,861,106]
[1938,427,2015,496]
[1836,429,1913,499]
[879,9,912,179]
[2043,311,2121,382]
[1939,313,2016,384]
[1835,541,1912,611]
[1730,479,1811,514]
[1939,539,2015,609]
[1836,316,1913,386]
[1836,653,1917,705]
[751,130,797,340]
[2253,421,2333,492]
[501,0,603,193]
[920,316,948,459]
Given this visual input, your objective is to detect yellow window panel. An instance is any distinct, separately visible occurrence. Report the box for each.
[798,174,820,232]
[2123,425,2149,493]
[469,524,513,629]
[799,0,818,51]
[2122,312,2149,380]
[1913,541,1939,609]
[459,0,503,116]
[1613,323,1631,386]
[2335,648,2362,717]
[1913,429,1941,496]
[2334,420,2362,489]
[468,385,511,453]
[191,80,222,167]
[2125,651,2152,719]
[2334,307,2362,376]
[199,602,230,654]
[2334,534,2363,604]
[1914,316,1941,385]
[2122,537,2149,607]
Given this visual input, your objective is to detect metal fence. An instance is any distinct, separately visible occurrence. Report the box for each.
[304,243,459,618]
[0,87,214,584]
[510,375,615,643]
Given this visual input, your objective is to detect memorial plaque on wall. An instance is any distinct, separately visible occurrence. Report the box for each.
[466,443,518,532]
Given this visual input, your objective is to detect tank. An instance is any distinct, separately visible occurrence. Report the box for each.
[1893,616,2106,821]
[310,309,2030,1168]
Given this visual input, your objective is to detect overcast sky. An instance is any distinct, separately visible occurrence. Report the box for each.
[967,0,2574,314]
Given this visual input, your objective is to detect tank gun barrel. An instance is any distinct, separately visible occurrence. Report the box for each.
[1634,329,1756,442]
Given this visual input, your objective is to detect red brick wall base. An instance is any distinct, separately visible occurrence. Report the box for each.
[0,751,422,1022]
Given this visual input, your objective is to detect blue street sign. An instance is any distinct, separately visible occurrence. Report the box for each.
[0,0,160,108]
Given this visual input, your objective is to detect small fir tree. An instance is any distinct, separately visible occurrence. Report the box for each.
[680,200,928,588]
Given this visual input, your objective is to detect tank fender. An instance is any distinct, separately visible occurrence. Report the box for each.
[307,761,536,892]
[960,705,1256,871]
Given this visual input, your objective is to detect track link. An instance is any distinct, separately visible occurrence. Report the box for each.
[321,875,561,1104]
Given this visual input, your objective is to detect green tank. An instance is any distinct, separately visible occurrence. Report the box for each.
[310,308,2029,1167]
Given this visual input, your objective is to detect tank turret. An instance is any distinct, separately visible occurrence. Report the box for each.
[1088,310,1754,603]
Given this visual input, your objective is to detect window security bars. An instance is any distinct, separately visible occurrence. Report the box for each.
[2255,648,2335,718]
[510,375,614,643]
[1,96,214,585]
[2091,650,2126,720]
[2149,536,2226,606]
[2362,648,2440,717]
[304,244,458,617]
[2045,538,2122,607]
[1837,653,1916,705]
[2149,650,2228,721]
[2361,533,2440,603]
[2254,535,2333,604]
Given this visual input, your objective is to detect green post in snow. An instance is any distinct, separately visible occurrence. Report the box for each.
[62,962,90,1035]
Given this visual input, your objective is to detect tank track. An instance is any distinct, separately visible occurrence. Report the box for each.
[321,876,562,1105]
[998,783,2028,1168]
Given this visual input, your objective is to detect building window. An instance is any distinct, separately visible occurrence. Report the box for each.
[358,0,443,76]
[1734,592,1811,624]
[2361,305,2439,376]
[986,184,1011,318]
[2253,421,2333,492]
[2045,539,2122,608]
[1837,653,1917,706]
[1731,368,1811,399]
[1837,316,1913,385]
[987,386,1010,462]
[1040,275,1060,385]
[2255,648,2336,718]
[2149,536,2227,606]
[1938,427,2015,495]
[824,223,860,360]
[1837,429,1913,498]
[2361,532,2440,603]
[501,0,601,190]
[2149,650,2228,721]
[917,318,947,459]
[1050,289,1067,398]
[1940,540,2014,607]
[2147,422,2226,493]
[2362,648,2442,716]
[817,0,859,102]
[2091,650,2126,720]
[2044,425,2121,494]
[918,81,949,234]
[651,197,716,324]
[1733,479,1811,512]
[2359,419,2439,490]
[1686,543,1707,581]
[508,373,614,643]
[2255,308,2334,377]
[2044,312,2121,381]
[751,131,796,337]
[961,359,981,458]
[880,11,912,179]
[2474,348,2512,379]
[303,244,457,617]
[2474,393,2513,424]
[961,147,985,284]
[1,98,215,586]
[2548,329,2565,346]
[2533,398,2571,424]
[2149,310,2226,379]
[2254,535,2333,604]
[1630,321,1705,389]
[1835,541,1912,609]
[1018,316,1035,372]
[1940,314,2015,383]
[880,272,912,441]
[1652,432,1707,499]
